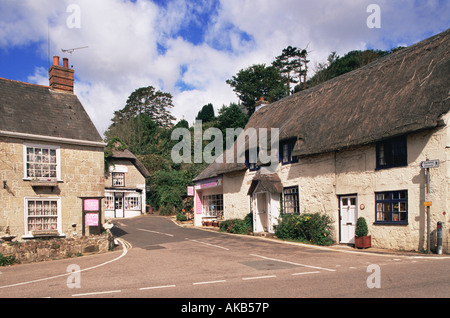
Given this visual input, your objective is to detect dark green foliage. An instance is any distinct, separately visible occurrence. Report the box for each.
[219,213,253,235]
[0,253,15,266]
[355,217,369,237]
[274,213,334,246]
[196,103,215,123]
[226,64,288,116]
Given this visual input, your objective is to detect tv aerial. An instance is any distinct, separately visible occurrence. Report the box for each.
[61,46,88,68]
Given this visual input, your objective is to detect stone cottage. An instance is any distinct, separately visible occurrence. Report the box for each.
[0,56,105,239]
[104,147,150,219]
[193,29,450,253]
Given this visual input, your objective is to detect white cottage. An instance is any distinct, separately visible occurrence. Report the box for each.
[193,29,450,253]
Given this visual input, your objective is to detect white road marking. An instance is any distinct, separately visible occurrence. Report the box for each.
[250,254,336,272]
[0,238,129,290]
[139,285,176,290]
[242,275,277,280]
[291,271,321,276]
[137,228,174,237]
[186,238,229,250]
[72,290,121,297]
[193,280,227,285]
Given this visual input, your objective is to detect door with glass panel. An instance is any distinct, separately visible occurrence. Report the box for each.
[339,195,357,244]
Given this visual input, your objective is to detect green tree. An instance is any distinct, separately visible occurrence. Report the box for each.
[273,46,309,94]
[116,86,176,129]
[195,103,215,123]
[226,64,288,116]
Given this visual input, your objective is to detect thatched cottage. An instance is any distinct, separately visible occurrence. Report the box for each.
[193,29,450,253]
[0,56,105,239]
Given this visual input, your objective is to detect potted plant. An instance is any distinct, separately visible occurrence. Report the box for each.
[355,217,371,249]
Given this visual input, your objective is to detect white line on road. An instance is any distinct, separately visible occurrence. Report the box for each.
[0,238,129,290]
[250,254,336,272]
[291,271,321,276]
[242,275,277,280]
[139,285,176,290]
[72,290,121,297]
[193,280,227,285]
[137,228,174,237]
[186,238,229,250]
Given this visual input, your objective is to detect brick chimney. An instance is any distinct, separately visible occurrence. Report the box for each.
[254,97,269,112]
[49,56,74,93]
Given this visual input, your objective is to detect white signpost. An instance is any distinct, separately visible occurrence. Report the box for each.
[420,159,440,253]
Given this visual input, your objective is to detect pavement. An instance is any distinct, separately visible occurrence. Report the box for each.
[169,216,450,259]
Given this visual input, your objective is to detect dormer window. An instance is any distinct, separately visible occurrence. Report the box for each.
[279,139,298,165]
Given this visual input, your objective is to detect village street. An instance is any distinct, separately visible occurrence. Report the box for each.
[0,215,449,304]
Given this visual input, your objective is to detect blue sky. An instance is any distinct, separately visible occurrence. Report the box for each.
[0,0,449,136]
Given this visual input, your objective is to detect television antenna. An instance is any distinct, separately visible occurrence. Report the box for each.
[61,46,88,68]
[61,46,88,57]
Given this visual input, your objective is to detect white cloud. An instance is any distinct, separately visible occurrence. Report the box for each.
[2,0,449,137]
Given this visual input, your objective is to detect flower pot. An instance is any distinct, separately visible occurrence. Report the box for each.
[355,235,371,249]
[205,221,212,227]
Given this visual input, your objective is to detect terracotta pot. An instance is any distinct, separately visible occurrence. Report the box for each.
[355,235,371,249]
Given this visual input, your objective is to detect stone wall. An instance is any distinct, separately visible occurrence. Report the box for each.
[0,234,114,264]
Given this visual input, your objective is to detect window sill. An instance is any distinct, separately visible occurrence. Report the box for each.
[22,231,65,239]
[373,222,408,226]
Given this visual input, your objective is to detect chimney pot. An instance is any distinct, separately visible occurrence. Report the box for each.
[63,58,69,68]
[53,56,60,66]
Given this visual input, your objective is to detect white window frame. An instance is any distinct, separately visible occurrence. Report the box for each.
[124,193,141,211]
[23,143,61,181]
[202,194,224,218]
[23,197,62,238]
[104,192,114,211]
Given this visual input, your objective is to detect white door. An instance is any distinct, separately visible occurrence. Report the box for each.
[340,196,357,244]
[253,192,268,233]
[114,193,124,218]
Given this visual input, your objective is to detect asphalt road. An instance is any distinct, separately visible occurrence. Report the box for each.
[1,214,449,309]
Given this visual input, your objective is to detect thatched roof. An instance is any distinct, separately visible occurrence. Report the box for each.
[249,28,450,157]
[195,29,450,181]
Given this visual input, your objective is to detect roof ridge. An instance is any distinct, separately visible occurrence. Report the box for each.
[0,77,50,89]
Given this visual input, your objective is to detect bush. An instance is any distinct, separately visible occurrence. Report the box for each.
[274,213,334,246]
[176,213,187,222]
[355,217,369,237]
[0,253,15,266]
[159,205,174,216]
[220,213,253,235]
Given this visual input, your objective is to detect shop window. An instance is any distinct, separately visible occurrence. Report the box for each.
[125,193,141,211]
[24,144,59,180]
[203,194,224,218]
[25,198,59,235]
[105,193,114,210]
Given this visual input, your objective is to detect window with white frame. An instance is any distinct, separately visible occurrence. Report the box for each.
[124,193,141,210]
[203,194,223,218]
[112,172,125,187]
[105,193,114,210]
[25,198,60,234]
[24,144,60,180]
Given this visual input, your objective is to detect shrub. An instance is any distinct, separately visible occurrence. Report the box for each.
[0,253,15,266]
[176,213,187,222]
[274,213,334,246]
[220,213,253,235]
[355,217,369,237]
[159,205,174,216]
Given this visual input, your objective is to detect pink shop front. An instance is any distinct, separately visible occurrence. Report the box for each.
[193,177,223,227]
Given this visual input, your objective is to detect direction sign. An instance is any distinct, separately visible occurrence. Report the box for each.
[420,159,439,169]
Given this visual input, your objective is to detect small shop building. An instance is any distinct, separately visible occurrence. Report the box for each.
[104,148,150,219]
